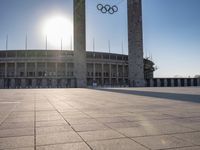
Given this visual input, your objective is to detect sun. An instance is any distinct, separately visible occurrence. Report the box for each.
[42,15,73,49]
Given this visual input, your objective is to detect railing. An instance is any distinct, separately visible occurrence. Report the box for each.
[146,78,200,87]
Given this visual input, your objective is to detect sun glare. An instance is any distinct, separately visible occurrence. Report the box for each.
[42,15,73,49]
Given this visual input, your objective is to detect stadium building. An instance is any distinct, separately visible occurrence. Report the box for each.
[0,50,155,88]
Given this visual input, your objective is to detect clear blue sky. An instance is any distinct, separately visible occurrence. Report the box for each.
[0,0,199,77]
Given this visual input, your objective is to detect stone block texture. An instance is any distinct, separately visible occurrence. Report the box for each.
[127,0,145,87]
[74,0,87,88]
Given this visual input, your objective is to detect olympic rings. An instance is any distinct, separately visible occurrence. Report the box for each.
[97,4,118,14]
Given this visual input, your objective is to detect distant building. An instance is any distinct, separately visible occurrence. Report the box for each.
[0,50,154,88]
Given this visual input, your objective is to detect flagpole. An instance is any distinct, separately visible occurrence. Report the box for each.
[61,38,63,51]
[6,35,8,50]
[121,40,124,55]
[25,34,28,50]
[45,35,47,50]
[93,38,95,84]
[108,40,110,54]
[93,38,95,55]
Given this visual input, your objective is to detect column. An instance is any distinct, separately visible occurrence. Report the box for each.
[109,64,112,86]
[74,0,87,88]
[127,0,145,87]
[184,79,187,87]
[116,64,119,85]
[101,63,104,86]
[178,79,181,87]
[150,79,154,87]
[42,79,47,88]
[5,63,7,78]
[56,63,58,78]
[11,79,15,88]
[14,62,17,77]
[52,79,57,88]
[164,79,167,87]
[45,62,47,77]
[191,79,194,86]
[21,79,26,88]
[0,79,4,88]
[122,64,125,86]
[32,79,37,88]
[65,62,68,77]
[25,63,27,77]
[35,62,37,77]
[171,79,174,87]
[197,79,200,86]
[157,79,161,87]
[93,63,96,83]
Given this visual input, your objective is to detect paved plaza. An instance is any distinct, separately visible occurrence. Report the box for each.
[0,87,200,150]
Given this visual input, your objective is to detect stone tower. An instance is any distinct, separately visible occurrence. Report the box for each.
[74,0,87,87]
[127,0,145,87]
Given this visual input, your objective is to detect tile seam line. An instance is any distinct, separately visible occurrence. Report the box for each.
[34,93,36,150]
[0,101,18,127]
[45,96,93,150]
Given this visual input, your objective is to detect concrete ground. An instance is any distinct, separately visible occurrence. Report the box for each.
[0,87,200,150]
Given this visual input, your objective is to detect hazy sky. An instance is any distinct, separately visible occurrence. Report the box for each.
[0,0,199,77]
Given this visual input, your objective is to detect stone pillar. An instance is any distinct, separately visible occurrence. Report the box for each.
[150,79,154,87]
[45,62,47,77]
[101,64,104,86]
[11,79,15,88]
[93,63,96,83]
[32,79,37,88]
[25,63,27,77]
[74,0,87,88]
[71,78,75,88]
[116,64,119,85]
[65,63,68,77]
[56,63,58,78]
[52,79,57,88]
[35,62,37,77]
[14,62,17,77]
[5,63,7,78]
[157,79,161,87]
[171,79,174,87]
[197,79,200,86]
[21,79,26,88]
[0,79,4,88]
[127,0,145,87]
[42,79,47,88]
[109,64,112,86]
[191,79,194,86]
[122,64,125,86]
[184,79,187,87]
[164,79,167,87]
[61,79,66,88]
[178,79,181,87]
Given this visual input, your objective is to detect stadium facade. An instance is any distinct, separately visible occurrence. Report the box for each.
[0,50,154,88]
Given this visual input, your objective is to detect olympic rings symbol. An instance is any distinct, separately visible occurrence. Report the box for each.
[97,4,118,14]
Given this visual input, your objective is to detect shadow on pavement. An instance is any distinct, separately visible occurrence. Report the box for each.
[97,88,200,103]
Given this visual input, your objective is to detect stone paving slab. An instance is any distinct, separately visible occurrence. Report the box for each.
[133,135,193,150]
[0,136,34,149]
[0,87,200,150]
[36,142,90,150]
[88,138,147,150]
[36,131,82,146]
[78,129,125,141]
